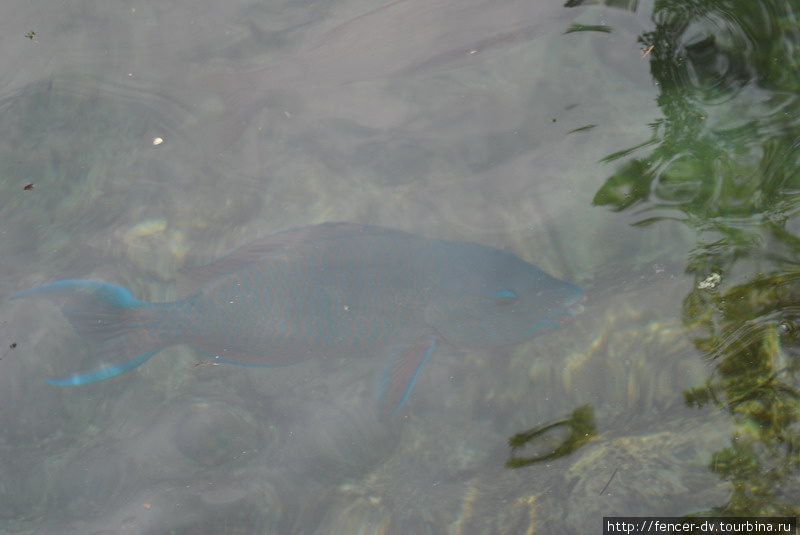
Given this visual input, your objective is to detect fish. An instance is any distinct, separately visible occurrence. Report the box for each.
[219,0,575,87]
[13,223,583,417]
[202,0,582,143]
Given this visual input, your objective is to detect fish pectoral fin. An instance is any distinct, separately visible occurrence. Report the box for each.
[377,332,438,419]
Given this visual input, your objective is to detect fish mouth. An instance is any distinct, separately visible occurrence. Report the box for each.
[523,292,587,337]
[565,292,587,317]
[551,292,587,327]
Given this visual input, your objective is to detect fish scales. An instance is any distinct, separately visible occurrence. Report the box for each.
[123,232,426,363]
[12,223,584,416]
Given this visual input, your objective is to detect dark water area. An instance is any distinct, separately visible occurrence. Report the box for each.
[0,0,798,533]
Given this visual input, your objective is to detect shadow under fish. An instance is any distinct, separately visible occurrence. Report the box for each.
[13,223,584,418]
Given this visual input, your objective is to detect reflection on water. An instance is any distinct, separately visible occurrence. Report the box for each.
[684,273,800,516]
[594,0,800,519]
[1,0,797,533]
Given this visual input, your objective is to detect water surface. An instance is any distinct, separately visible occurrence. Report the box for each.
[1,0,797,532]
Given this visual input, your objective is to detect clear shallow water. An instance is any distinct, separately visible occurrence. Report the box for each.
[0,0,797,533]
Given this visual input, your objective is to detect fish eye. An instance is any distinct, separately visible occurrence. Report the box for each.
[493,289,519,300]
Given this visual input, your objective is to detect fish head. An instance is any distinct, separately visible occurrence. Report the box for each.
[424,246,584,348]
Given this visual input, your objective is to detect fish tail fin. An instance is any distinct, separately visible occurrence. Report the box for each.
[12,280,176,385]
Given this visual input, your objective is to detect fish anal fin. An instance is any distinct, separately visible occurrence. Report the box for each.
[378,332,438,419]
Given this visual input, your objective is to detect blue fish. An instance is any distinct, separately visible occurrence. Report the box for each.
[13,223,583,417]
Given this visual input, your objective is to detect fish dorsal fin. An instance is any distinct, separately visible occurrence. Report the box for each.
[177,222,413,296]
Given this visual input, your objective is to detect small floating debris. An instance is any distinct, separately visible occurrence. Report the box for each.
[152,137,164,146]
[599,467,619,496]
[697,272,721,290]
[25,31,37,42]
[568,124,597,134]
[23,183,34,191]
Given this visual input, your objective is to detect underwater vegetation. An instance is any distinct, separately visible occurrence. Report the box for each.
[505,405,597,469]
[685,273,800,516]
